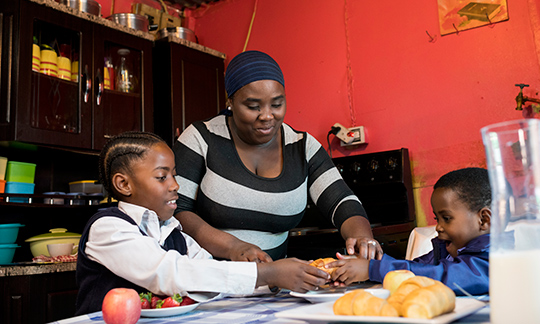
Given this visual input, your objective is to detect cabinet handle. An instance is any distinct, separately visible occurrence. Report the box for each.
[95,68,103,106]
[82,65,91,103]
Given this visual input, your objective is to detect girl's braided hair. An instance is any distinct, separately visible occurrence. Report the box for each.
[433,167,491,212]
[99,131,165,199]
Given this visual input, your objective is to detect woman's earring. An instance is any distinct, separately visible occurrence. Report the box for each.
[227,106,232,110]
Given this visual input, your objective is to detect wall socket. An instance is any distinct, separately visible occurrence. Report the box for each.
[333,123,355,144]
[341,126,366,146]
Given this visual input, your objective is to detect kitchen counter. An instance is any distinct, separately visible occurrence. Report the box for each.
[0,261,76,277]
[29,0,226,59]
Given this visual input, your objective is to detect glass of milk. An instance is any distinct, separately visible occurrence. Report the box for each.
[481,119,540,324]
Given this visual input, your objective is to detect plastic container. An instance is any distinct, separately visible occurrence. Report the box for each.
[5,161,36,183]
[25,228,81,257]
[43,192,66,205]
[0,179,5,193]
[66,192,85,205]
[0,223,25,244]
[0,156,7,180]
[0,244,20,264]
[5,182,35,203]
[69,180,102,194]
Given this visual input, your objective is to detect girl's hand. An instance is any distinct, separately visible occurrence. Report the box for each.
[257,258,329,292]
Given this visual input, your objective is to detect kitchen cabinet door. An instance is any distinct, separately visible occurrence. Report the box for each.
[153,40,225,147]
[92,25,153,150]
[0,0,93,148]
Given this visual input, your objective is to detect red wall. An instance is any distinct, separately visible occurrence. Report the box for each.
[98,0,540,226]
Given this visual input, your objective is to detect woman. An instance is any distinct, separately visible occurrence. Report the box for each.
[173,50,381,262]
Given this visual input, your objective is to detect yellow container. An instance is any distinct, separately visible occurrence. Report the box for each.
[32,44,40,72]
[104,66,111,89]
[71,60,79,82]
[57,56,71,81]
[25,228,81,257]
[40,49,58,77]
[0,156,7,180]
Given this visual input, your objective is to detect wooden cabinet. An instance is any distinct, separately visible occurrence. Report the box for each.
[153,39,226,146]
[0,0,153,151]
[0,270,78,324]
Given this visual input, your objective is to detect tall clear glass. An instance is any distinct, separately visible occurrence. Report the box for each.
[481,119,540,324]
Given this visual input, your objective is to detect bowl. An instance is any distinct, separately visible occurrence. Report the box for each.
[25,228,81,257]
[56,0,101,17]
[47,243,78,257]
[108,13,149,32]
[157,27,197,43]
[0,223,25,244]
[0,244,20,264]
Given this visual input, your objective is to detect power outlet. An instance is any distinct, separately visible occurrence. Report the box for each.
[341,126,366,146]
[333,123,355,144]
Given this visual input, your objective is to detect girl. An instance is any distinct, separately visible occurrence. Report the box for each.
[75,131,328,314]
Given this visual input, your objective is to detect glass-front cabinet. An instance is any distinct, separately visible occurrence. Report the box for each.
[0,0,153,151]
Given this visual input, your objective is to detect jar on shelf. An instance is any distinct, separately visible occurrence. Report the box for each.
[115,49,138,93]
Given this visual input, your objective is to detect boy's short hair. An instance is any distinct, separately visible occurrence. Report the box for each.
[433,167,491,212]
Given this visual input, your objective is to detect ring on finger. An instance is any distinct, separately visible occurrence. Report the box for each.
[367,240,377,246]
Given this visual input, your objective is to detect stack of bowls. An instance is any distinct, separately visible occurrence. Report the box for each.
[0,223,24,264]
[5,161,36,203]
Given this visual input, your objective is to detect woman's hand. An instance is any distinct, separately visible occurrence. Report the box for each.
[229,241,273,263]
[257,258,329,292]
[345,237,383,260]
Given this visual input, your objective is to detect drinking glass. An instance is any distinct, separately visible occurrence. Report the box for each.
[481,118,540,324]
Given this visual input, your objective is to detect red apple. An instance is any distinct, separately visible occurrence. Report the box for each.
[102,288,141,324]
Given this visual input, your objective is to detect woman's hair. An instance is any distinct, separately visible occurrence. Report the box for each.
[433,167,491,212]
[99,131,165,199]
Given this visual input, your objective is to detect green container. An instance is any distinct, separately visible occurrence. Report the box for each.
[5,161,36,183]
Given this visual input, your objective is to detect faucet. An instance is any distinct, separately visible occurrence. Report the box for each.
[515,83,540,110]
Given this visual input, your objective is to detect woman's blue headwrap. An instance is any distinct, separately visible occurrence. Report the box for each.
[224,50,285,98]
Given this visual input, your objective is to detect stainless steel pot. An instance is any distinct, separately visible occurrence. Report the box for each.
[157,27,197,43]
[56,0,101,17]
[108,13,149,32]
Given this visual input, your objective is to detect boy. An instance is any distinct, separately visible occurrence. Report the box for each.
[328,167,491,295]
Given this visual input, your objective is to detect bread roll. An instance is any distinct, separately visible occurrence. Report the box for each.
[383,270,415,295]
[309,257,337,275]
[350,290,399,317]
[387,276,436,314]
[333,290,364,315]
[401,282,456,319]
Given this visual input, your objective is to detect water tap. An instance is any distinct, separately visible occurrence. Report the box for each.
[515,83,529,110]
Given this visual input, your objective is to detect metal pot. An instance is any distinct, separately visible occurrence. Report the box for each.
[56,0,101,17]
[158,27,197,43]
[108,13,149,32]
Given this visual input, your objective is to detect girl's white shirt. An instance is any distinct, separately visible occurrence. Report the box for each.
[84,201,257,297]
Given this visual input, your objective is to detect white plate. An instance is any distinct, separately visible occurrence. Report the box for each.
[275,298,487,323]
[290,288,390,303]
[140,303,199,317]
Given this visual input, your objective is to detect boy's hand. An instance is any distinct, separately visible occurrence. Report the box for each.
[257,258,329,292]
[325,252,370,285]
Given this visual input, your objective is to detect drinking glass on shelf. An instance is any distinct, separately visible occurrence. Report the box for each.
[481,118,540,324]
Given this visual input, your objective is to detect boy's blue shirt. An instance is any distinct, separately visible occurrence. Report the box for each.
[369,233,490,295]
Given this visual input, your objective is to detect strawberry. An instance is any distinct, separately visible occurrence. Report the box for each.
[139,292,152,309]
[151,296,162,309]
[156,293,182,308]
[179,296,195,306]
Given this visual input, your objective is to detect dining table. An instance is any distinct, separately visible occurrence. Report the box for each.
[49,290,491,324]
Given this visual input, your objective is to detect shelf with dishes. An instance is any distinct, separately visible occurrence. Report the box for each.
[0,193,108,207]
